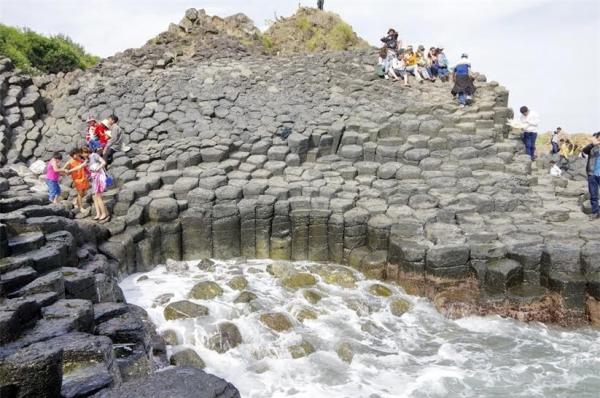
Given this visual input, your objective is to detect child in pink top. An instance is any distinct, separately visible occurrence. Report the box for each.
[46,152,66,204]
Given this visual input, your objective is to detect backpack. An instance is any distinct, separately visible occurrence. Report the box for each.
[376,64,386,78]
[278,127,293,140]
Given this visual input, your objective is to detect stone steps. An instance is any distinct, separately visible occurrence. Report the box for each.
[8,231,45,256]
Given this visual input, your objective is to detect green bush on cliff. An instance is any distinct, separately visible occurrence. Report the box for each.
[0,24,99,74]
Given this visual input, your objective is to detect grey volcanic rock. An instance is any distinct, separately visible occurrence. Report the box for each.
[0,6,598,397]
[92,367,240,398]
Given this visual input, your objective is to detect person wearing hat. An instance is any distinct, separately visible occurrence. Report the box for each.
[451,53,476,107]
[416,45,434,82]
[581,132,600,220]
[403,46,422,83]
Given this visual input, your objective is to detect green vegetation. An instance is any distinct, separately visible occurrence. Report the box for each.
[264,8,370,55]
[0,24,99,74]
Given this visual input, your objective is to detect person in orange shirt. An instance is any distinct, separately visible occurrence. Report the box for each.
[65,147,91,213]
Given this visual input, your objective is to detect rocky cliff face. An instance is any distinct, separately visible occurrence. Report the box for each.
[1,7,599,397]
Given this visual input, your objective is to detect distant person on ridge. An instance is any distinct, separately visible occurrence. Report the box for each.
[581,132,600,221]
[519,105,540,160]
[317,0,324,10]
[551,127,561,154]
[380,29,400,56]
[451,53,475,107]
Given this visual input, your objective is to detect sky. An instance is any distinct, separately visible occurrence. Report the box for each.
[1,0,599,133]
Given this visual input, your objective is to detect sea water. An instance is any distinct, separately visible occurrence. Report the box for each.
[120,259,600,398]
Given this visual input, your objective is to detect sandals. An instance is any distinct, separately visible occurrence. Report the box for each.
[98,215,111,223]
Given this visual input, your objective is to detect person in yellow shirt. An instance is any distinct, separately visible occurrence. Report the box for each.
[403,46,422,82]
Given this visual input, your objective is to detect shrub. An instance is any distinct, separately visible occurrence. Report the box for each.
[326,22,356,50]
[296,16,311,33]
[0,24,99,74]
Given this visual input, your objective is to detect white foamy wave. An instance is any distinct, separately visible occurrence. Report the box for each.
[120,259,600,398]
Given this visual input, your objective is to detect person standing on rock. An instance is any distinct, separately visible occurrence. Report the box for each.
[88,148,109,222]
[581,132,600,220]
[451,53,475,107]
[65,147,90,213]
[103,115,127,165]
[45,152,66,204]
[519,106,540,160]
[317,0,324,10]
[551,127,561,154]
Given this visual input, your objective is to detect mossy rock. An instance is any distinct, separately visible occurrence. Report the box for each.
[282,272,317,289]
[311,265,356,288]
[288,340,315,359]
[189,281,223,300]
[303,289,323,304]
[227,275,248,290]
[169,348,205,369]
[295,307,318,323]
[368,283,393,297]
[346,299,372,316]
[164,300,209,320]
[197,258,216,271]
[390,299,411,316]
[335,342,353,363]
[207,322,243,353]
[161,329,179,345]
[233,291,257,304]
[266,261,294,278]
[260,312,293,332]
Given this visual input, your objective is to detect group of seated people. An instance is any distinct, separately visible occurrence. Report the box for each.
[377,29,449,86]
[377,28,476,107]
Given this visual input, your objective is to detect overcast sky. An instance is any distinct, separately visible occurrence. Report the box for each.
[1,0,599,133]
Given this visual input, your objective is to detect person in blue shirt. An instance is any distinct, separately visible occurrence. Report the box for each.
[451,53,476,107]
[582,132,600,220]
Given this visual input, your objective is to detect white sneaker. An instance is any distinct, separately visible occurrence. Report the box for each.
[466,95,472,100]
[459,104,465,108]
[384,75,389,80]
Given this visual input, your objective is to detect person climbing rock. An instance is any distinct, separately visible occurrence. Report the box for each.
[582,132,600,220]
[317,0,324,10]
[519,105,540,160]
[451,53,475,107]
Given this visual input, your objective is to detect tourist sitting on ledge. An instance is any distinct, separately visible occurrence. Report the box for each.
[549,160,562,177]
[403,46,423,83]
[451,53,476,107]
[380,28,400,56]
[416,45,435,82]
[390,49,409,86]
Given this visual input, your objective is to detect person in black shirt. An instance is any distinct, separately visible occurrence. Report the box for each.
[317,0,324,10]
[381,29,399,53]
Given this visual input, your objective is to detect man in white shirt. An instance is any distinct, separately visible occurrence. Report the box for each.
[519,105,540,160]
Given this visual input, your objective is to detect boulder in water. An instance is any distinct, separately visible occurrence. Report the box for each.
[189,281,223,300]
[227,275,248,290]
[282,272,317,289]
[294,307,318,322]
[233,291,257,304]
[164,300,209,320]
[303,289,323,304]
[197,258,216,271]
[260,312,293,332]
[161,329,179,345]
[169,348,205,369]
[288,340,315,359]
[311,265,356,288]
[336,341,354,363]
[390,299,411,316]
[266,261,294,278]
[152,293,174,308]
[369,283,393,297]
[165,259,189,273]
[208,322,243,353]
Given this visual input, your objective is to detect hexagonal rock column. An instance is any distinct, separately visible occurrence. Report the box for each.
[343,207,369,259]
[270,200,291,260]
[367,214,392,252]
[211,204,240,259]
[238,199,257,258]
[484,259,523,295]
[180,208,213,261]
[255,195,275,258]
[308,210,331,261]
[425,244,471,278]
[291,210,310,261]
[327,213,344,264]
